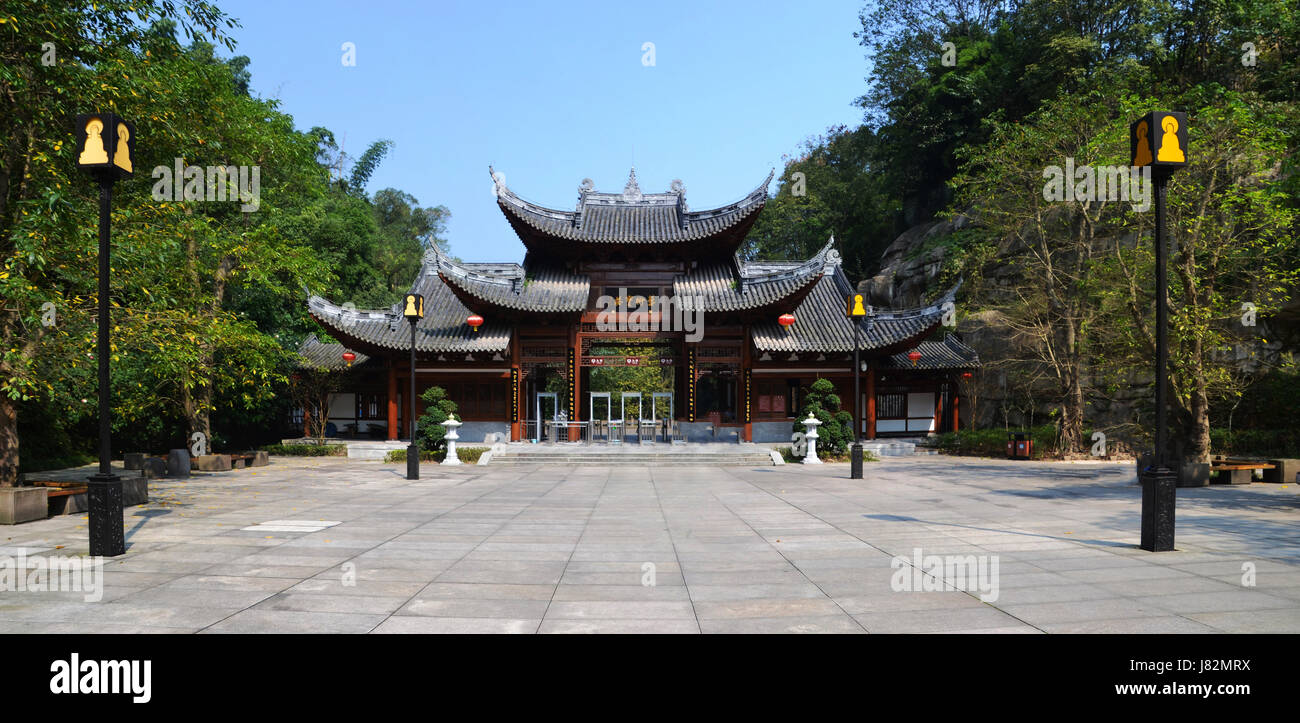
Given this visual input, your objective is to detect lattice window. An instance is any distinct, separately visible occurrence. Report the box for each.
[877,393,906,419]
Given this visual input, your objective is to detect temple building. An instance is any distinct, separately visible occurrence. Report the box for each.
[300,169,978,444]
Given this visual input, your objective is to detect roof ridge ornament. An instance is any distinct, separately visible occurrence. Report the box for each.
[489,165,506,198]
[622,168,642,202]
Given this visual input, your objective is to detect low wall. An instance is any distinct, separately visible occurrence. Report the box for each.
[752,421,795,444]
[457,422,511,444]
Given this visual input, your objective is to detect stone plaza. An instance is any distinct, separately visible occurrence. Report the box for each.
[2,455,1298,633]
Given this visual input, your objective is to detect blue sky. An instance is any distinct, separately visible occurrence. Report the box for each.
[219,0,871,262]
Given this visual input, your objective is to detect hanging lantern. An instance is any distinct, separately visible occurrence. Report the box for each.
[341,351,356,367]
[467,314,484,332]
[778,313,795,328]
[907,350,922,367]
[962,371,973,379]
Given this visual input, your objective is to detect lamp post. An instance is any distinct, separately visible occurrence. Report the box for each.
[1131,110,1188,552]
[403,293,424,480]
[75,112,133,558]
[846,293,869,479]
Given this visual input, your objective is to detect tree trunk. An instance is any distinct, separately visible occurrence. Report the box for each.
[1188,371,1212,464]
[0,394,18,487]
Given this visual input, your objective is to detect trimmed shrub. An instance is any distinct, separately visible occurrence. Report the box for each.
[415,386,459,452]
[384,446,487,464]
[932,424,1057,459]
[263,439,348,457]
[794,378,854,456]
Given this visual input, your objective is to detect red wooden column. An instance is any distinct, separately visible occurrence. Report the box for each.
[510,336,522,442]
[568,325,581,441]
[933,383,944,432]
[865,366,877,440]
[386,361,398,440]
[951,375,960,431]
[741,329,752,442]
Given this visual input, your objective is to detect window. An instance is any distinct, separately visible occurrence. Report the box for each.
[877,392,905,418]
[356,394,386,420]
[754,380,793,419]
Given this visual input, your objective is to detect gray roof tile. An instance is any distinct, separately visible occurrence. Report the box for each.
[752,270,959,353]
[493,169,772,244]
[297,334,370,370]
[427,245,589,313]
[879,335,980,370]
[674,239,840,312]
[307,255,511,353]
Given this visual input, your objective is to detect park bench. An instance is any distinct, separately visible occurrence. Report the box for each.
[30,481,89,516]
[1209,460,1276,485]
[31,481,89,497]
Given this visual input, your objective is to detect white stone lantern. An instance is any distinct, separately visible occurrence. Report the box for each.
[802,414,822,465]
[441,415,463,465]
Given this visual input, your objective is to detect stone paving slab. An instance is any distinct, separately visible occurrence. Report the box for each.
[3,455,1299,633]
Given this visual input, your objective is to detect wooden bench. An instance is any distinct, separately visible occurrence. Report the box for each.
[30,481,88,497]
[29,481,90,516]
[1210,462,1276,485]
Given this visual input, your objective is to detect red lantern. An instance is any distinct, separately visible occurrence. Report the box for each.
[341,351,356,367]
[907,350,922,367]
[778,313,795,328]
[962,371,973,379]
[467,314,484,332]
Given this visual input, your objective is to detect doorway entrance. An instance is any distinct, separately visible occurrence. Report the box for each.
[697,367,738,423]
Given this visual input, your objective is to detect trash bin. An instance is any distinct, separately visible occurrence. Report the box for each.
[1006,432,1032,460]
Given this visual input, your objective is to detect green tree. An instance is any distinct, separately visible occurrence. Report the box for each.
[0,0,237,485]
[416,385,458,452]
[1095,90,1299,464]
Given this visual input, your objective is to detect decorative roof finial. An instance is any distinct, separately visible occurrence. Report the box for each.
[622,168,642,201]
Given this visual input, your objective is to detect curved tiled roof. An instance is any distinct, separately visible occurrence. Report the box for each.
[752,270,960,353]
[297,334,370,370]
[307,254,511,354]
[493,168,773,245]
[674,239,840,312]
[426,244,589,313]
[879,335,980,370]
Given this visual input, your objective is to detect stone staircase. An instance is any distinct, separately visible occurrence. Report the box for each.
[488,443,776,466]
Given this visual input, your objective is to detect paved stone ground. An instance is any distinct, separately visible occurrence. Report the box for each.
[3,456,1298,633]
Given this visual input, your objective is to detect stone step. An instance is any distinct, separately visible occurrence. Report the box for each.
[491,459,774,466]
[491,454,775,465]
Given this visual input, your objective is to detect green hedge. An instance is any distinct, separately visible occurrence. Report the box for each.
[932,424,1059,459]
[262,443,347,457]
[384,447,487,465]
[1210,428,1300,458]
[779,446,879,464]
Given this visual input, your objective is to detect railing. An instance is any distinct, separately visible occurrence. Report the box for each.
[523,419,680,445]
[544,420,589,445]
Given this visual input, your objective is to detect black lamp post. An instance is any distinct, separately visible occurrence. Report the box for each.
[403,293,424,480]
[1131,110,1188,552]
[75,112,133,558]
[846,293,870,479]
